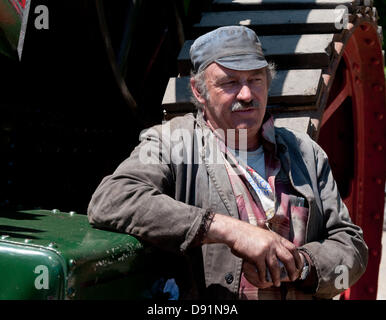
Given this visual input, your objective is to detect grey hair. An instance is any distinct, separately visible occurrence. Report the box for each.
[190,62,276,111]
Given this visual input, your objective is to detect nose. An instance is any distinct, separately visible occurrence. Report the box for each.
[237,83,252,102]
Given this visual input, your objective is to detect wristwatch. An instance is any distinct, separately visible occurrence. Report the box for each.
[299,253,310,281]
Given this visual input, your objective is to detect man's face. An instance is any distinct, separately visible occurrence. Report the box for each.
[200,63,268,144]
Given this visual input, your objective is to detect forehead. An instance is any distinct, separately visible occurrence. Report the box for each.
[205,62,266,80]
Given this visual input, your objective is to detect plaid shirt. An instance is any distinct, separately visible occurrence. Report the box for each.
[212,116,310,300]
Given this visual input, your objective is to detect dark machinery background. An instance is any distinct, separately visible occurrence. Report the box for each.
[0,0,205,214]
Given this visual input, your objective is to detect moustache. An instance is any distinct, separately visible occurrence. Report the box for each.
[231,100,260,112]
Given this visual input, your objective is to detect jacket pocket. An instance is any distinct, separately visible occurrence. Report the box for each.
[289,195,309,246]
[270,194,309,246]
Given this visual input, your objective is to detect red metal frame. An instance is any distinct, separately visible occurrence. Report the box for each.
[8,0,25,15]
[319,21,386,299]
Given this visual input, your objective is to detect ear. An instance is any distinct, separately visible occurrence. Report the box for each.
[190,77,206,105]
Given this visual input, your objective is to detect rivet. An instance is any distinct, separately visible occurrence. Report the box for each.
[48,242,58,248]
[51,209,60,214]
[373,213,381,220]
[370,58,380,65]
[360,24,370,32]
[372,84,384,92]
[368,287,375,294]
[353,62,360,72]
[371,249,378,257]
[355,77,362,85]
[69,211,76,216]
[376,144,383,151]
[364,38,375,46]
[69,259,76,267]
[24,239,31,244]
[376,113,384,120]
[376,178,382,185]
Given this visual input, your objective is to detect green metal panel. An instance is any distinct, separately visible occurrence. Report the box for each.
[0,242,65,299]
[0,209,158,299]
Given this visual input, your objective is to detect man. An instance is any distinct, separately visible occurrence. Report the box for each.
[88,26,368,300]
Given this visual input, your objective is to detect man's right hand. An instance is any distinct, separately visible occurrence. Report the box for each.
[202,213,302,287]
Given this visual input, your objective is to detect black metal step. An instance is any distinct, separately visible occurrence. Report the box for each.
[193,9,347,36]
[211,0,362,11]
[177,34,334,75]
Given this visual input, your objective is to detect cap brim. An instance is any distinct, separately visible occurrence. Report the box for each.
[215,54,268,71]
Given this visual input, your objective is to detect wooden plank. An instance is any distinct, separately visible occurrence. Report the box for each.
[274,114,312,134]
[212,0,359,11]
[273,110,320,138]
[163,111,192,121]
[177,34,333,75]
[269,69,322,104]
[193,9,346,36]
[162,77,195,112]
[162,69,322,112]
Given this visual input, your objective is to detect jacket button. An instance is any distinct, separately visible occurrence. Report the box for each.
[225,273,234,284]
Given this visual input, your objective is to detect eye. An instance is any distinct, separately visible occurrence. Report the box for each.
[224,80,237,85]
[250,77,263,85]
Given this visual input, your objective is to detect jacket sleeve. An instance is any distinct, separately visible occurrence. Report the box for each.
[87,124,206,254]
[300,142,368,299]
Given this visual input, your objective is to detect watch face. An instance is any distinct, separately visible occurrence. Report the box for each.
[300,265,310,280]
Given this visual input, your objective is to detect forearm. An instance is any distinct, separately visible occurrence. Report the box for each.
[87,140,207,254]
[201,213,239,247]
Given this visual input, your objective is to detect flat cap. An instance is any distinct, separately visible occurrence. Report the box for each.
[190,26,268,73]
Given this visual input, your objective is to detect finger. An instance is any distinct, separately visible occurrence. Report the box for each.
[254,259,267,284]
[293,249,303,270]
[266,255,281,287]
[243,262,261,287]
[277,240,303,281]
[243,262,272,289]
[281,239,303,270]
[244,273,272,289]
[276,246,298,281]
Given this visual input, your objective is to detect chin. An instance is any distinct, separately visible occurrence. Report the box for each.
[234,120,260,129]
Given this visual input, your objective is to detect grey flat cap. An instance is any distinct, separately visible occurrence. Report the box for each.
[190,26,268,73]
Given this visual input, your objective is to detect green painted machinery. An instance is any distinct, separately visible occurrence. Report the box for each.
[0,209,165,299]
